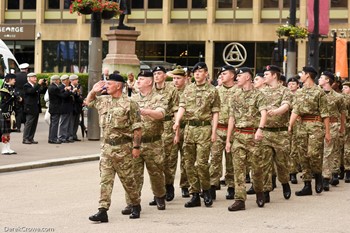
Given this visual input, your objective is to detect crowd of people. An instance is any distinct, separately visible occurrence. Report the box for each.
[86,62,350,223]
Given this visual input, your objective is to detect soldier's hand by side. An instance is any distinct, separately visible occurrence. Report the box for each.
[254,128,263,141]
[211,133,217,143]
[288,125,293,134]
[173,123,179,131]
[325,132,331,145]
[173,135,179,144]
[225,142,231,153]
[132,148,140,158]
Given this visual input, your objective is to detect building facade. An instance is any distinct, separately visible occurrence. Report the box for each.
[0,0,349,77]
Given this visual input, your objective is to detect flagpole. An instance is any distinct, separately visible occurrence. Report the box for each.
[308,0,319,73]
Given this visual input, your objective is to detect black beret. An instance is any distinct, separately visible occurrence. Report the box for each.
[5,73,16,80]
[255,73,264,78]
[280,75,286,82]
[302,66,318,75]
[321,71,335,82]
[192,62,207,72]
[152,66,166,73]
[264,65,281,73]
[138,70,153,78]
[287,77,299,83]
[237,67,253,76]
[218,65,235,75]
[108,74,125,83]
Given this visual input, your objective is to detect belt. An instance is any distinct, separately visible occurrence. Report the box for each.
[105,137,132,146]
[142,135,161,143]
[164,115,173,121]
[217,123,228,130]
[234,127,257,134]
[329,116,339,123]
[263,127,288,132]
[187,120,211,127]
[301,115,322,122]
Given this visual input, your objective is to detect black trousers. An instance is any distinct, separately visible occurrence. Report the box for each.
[23,113,39,141]
[49,113,60,142]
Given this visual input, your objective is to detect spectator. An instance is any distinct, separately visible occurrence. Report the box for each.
[69,74,84,141]
[58,75,74,143]
[48,75,62,144]
[14,63,29,132]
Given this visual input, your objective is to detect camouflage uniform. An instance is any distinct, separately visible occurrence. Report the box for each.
[180,82,220,193]
[343,94,350,172]
[261,85,292,190]
[154,82,179,186]
[229,88,267,201]
[289,94,302,175]
[88,94,141,210]
[322,89,345,179]
[209,85,235,188]
[293,85,329,181]
[130,91,167,200]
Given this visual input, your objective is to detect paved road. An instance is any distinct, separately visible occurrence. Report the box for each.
[1,161,350,233]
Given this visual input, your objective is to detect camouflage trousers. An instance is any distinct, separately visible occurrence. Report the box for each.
[231,131,264,201]
[99,143,140,209]
[289,120,302,174]
[298,121,325,181]
[126,139,166,204]
[171,127,189,188]
[183,125,212,193]
[163,121,178,185]
[344,125,350,170]
[322,122,341,178]
[209,128,234,188]
[262,130,290,191]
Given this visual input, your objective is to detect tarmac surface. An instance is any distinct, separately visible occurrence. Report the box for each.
[1,113,350,233]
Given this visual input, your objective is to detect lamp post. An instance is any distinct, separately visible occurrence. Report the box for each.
[286,0,296,79]
[308,0,320,72]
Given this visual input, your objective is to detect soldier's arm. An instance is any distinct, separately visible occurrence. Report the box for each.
[173,107,185,130]
[288,112,299,132]
[340,112,346,134]
[211,112,219,142]
[225,116,235,153]
[255,109,266,141]
[132,128,142,158]
[86,81,105,105]
[140,108,164,119]
[268,103,290,116]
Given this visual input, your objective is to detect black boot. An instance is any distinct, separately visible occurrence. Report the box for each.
[89,208,108,223]
[323,178,330,191]
[282,183,291,199]
[181,187,190,198]
[330,173,339,186]
[149,196,157,206]
[272,175,277,190]
[245,173,251,183]
[263,191,270,203]
[210,185,216,200]
[339,166,345,179]
[165,184,175,201]
[121,204,132,215]
[295,181,312,196]
[256,192,265,207]
[155,196,166,210]
[184,193,201,208]
[246,185,256,195]
[203,190,213,207]
[345,171,350,183]
[314,173,323,193]
[220,179,226,186]
[226,187,235,200]
[129,205,141,219]
[290,173,298,184]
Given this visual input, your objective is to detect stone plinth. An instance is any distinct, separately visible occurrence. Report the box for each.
[103,29,141,75]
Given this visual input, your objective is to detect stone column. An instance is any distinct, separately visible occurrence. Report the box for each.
[103,29,141,76]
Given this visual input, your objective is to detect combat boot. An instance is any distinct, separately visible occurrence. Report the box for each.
[339,166,345,179]
[203,190,213,207]
[228,200,245,211]
[165,184,175,201]
[129,205,141,219]
[155,196,166,210]
[256,192,265,207]
[323,178,330,191]
[330,173,339,186]
[226,187,235,200]
[272,175,277,190]
[314,173,323,193]
[209,185,216,200]
[184,193,201,208]
[89,208,108,223]
[263,191,270,203]
[121,204,132,215]
[181,187,190,198]
[295,181,312,196]
[345,171,350,183]
[246,185,256,195]
[282,183,291,199]
[290,173,298,184]
[149,196,157,206]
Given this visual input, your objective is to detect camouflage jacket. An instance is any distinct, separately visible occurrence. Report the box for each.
[217,85,236,125]
[153,81,179,117]
[131,90,167,138]
[179,82,220,121]
[229,87,267,128]
[88,94,141,140]
[262,84,292,127]
[292,85,329,118]
[324,89,345,119]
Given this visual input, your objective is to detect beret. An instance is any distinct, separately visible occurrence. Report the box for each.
[255,73,264,78]
[302,66,318,75]
[108,74,125,83]
[218,65,236,75]
[321,71,335,82]
[138,70,154,78]
[152,66,166,73]
[264,65,281,73]
[236,67,253,76]
[192,62,207,72]
[170,66,186,76]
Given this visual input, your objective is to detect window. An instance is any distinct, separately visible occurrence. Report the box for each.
[263,0,300,9]
[6,0,36,10]
[283,0,300,9]
[217,0,252,8]
[7,0,19,9]
[131,0,144,9]
[148,0,162,9]
[331,0,348,8]
[47,0,71,10]
[174,0,188,8]
[24,0,36,9]
[192,0,207,8]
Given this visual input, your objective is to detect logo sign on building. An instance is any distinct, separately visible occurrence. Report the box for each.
[0,25,35,40]
[223,42,247,67]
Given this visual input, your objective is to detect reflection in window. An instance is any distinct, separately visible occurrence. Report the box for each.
[192,0,207,8]
[24,0,36,9]
[7,0,20,9]
[331,0,348,8]
[174,0,188,8]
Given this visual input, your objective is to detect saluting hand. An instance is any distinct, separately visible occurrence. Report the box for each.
[92,81,105,93]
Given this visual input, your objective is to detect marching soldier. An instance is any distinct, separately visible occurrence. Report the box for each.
[289,66,330,196]
[173,62,220,208]
[342,81,350,183]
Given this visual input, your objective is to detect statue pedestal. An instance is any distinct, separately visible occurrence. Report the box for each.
[103,29,141,75]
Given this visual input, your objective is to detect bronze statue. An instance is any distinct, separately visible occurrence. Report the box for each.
[116,0,135,30]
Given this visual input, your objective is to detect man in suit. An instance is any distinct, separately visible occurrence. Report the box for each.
[58,75,74,143]
[69,74,83,141]
[22,73,47,144]
[48,75,62,144]
[14,63,29,132]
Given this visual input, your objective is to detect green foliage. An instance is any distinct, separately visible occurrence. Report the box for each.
[276,24,308,39]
